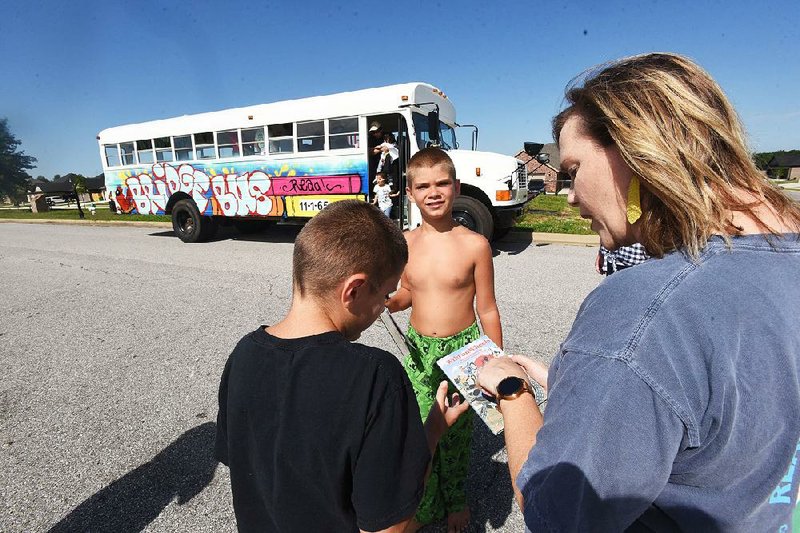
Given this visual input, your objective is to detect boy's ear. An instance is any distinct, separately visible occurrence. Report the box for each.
[406,186,416,204]
[341,273,368,308]
[454,179,461,196]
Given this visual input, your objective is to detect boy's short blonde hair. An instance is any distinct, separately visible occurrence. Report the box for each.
[407,147,456,186]
[293,200,407,298]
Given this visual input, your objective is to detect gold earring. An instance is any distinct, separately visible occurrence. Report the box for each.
[626,176,642,224]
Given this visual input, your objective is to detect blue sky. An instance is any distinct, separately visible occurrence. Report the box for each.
[1,0,798,179]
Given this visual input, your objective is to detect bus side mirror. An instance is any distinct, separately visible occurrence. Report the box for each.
[536,153,550,164]
[428,111,440,144]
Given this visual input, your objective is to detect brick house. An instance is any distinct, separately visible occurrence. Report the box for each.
[767,153,800,181]
[514,142,566,193]
[27,173,107,211]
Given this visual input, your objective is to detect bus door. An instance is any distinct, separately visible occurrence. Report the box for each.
[365,113,409,227]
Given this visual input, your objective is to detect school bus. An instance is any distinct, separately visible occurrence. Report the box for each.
[97,83,532,242]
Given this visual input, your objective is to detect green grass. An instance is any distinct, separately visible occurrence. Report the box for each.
[514,194,594,235]
[0,207,170,223]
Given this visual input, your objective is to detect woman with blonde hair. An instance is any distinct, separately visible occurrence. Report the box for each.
[479,53,800,531]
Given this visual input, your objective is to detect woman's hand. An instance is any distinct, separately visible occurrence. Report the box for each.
[477,357,528,396]
[478,356,549,397]
[510,355,549,392]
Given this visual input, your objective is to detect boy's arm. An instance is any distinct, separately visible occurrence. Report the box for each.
[474,237,503,348]
[358,381,470,533]
[385,269,411,312]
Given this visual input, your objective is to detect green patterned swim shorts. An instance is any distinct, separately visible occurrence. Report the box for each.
[403,322,481,524]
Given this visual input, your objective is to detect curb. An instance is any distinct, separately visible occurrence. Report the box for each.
[0,218,172,228]
[504,230,599,247]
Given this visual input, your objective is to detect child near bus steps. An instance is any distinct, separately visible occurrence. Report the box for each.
[386,148,503,533]
[372,172,399,218]
[215,200,469,533]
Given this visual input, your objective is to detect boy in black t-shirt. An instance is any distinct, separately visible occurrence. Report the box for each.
[215,200,468,532]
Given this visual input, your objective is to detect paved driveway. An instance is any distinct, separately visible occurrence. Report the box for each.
[0,222,600,532]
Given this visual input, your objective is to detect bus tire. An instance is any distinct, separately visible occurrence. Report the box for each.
[452,195,494,240]
[172,199,207,243]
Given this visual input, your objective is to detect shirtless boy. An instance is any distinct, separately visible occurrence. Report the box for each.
[386,148,502,532]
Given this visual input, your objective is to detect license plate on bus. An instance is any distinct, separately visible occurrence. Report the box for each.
[298,199,330,212]
[283,195,365,217]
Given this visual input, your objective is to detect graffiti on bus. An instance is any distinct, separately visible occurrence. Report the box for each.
[106,160,367,217]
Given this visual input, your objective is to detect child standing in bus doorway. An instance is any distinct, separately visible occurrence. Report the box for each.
[375,132,399,180]
[368,121,385,178]
[372,173,398,218]
[386,147,502,533]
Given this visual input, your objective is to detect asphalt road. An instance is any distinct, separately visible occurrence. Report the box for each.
[0,222,601,533]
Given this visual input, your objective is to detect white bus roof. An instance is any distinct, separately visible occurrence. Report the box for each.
[98,82,456,144]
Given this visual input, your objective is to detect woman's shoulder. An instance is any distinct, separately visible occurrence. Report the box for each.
[565,253,698,354]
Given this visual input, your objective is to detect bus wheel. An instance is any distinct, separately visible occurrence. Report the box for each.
[172,199,207,243]
[452,196,494,240]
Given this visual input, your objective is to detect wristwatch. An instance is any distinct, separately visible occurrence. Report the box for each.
[496,376,533,401]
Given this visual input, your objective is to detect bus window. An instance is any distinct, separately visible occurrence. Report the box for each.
[268,123,293,154]
[217,130,240,158]
[194,132,215,159]
[297,121,324,152]
[136,139,155,164]
[439,123,456,150]
[155,137,173,162]
[120,142,135,165]
[412,113,456,150]
[104,145,120,167]
[328,117,359,150]
[242,127,265,156]
[174,135,192,161]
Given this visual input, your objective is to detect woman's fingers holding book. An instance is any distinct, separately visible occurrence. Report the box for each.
[510,355,549,392]
[476,358,527,396]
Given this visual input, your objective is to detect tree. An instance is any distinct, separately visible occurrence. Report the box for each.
[0,118,37,202]
[753,152,774,171]
[72,174,87,195]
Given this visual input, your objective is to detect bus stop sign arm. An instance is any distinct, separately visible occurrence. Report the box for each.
[457,124,478,150]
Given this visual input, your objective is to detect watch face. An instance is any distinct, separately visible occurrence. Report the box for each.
[497,376,524,397]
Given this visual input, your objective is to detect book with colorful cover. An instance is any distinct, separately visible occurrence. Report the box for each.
[436,335,505,435]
